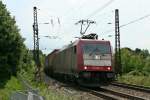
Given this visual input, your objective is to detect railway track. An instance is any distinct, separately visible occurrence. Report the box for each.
[111,82,150,93]
[77,81,150,100]
[80,87,146,100]
[44,74,149,100]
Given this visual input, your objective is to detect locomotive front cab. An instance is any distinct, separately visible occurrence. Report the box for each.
[82,42,112,69]
[78,41,115,85]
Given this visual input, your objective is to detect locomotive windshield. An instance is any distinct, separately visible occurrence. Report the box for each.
[82,43,111,66]
[83,44,110,55]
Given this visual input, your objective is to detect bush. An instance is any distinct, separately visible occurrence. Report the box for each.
[118,74,150,87]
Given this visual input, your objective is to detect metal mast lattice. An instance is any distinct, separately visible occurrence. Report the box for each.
[33,6,40,80]
[115,9,122,75]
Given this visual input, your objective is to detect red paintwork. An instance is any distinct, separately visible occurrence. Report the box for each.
[76,40,83,72]
[46,39,112,75]
[80,66,112,71]
[76,39,112,72]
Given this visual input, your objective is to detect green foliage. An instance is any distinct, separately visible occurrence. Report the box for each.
[121,48,134,73]
[21,50,35,73]
[117,74,150,87]
[142,57,150,75]
[21,71,76,100]
[0,1,25,82]
[0,1,46,99]
[19,49,46,83]
[121,48,150,75]
[0,76,24,100]
[19,49,75,100]
[39,50,46,70]
[20,49,45,73]
[36,82,74,100]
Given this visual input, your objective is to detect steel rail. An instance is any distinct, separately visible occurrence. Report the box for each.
[79,86,145,100]
[44,74,117,99]
[79,87,118,100]
[99,87,145,100]
[43,74,147,100]
[111,82,150,93]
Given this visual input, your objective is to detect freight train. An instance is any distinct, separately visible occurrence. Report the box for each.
[44,39,115,86]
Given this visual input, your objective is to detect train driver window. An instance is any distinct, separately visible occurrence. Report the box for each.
[74,46,76,54]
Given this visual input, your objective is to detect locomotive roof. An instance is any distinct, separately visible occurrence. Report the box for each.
[47,39,110,56]
[47,49,59,56]
[59,39,110,51]
[74,39,110,44]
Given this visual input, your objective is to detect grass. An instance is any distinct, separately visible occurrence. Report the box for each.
[1,71,150,100]
[0,70,75,100]
[20,71,76,100]
[36,82,75,100]
[117,74,150,87]
[0,76,24,100]
[0,72,75,100]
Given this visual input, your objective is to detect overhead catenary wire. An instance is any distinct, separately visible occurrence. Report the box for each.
[94,10,114,23]
[71,0,115,37]
[102,13,150,35]
[34,0,115,42]
[34,8,65,52]
[37,8,61,26]
[64,0,87,15]
[37,8,63,37]
[85,0,115,19]
[120,14,150,28]
[67,0,115,30]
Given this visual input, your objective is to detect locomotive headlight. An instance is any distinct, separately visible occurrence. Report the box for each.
[107,67,111,70]
[84,66,87,70]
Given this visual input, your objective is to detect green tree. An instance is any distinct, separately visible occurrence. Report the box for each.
[121,48,134,73]
[0,1,24,83]
[121,48,150,76]
[143,57,150,75]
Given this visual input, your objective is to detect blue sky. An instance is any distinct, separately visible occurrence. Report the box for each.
[2,0,150,54]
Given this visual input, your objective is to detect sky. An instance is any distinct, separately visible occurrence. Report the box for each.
[2,0,150,54]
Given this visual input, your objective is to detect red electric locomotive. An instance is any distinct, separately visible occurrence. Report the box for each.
[45,39,115,86]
